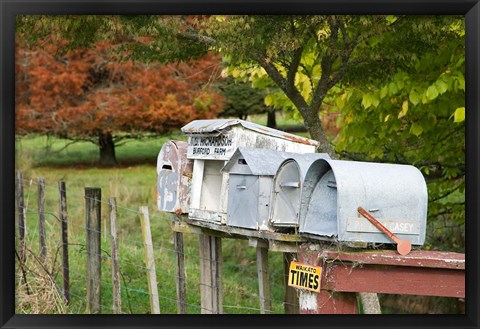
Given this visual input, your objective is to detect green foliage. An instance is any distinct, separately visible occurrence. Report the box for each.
[330,16,465,251]
[217,77,274,119]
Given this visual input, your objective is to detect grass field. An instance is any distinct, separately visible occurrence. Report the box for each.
[15,131,292,314]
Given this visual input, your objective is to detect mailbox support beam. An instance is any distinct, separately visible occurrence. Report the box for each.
[199,233,223,314]
[250,239,272,314]
[297,245,465,314]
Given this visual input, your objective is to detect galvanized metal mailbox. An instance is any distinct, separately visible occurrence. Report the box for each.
[270,153,330,228]
[221,147,296,230]
[299,159,428,245]
[181,119,319,223]
[156,140,193,214]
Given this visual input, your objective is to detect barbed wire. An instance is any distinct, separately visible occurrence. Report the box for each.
[15,175,304,314]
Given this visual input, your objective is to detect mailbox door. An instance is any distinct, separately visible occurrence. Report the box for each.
[199,160,224,212]
[271,160,301,227]
[157,141,180,212]
[302,169,338,237]
[227,175,259,229]
[157,169,179,212]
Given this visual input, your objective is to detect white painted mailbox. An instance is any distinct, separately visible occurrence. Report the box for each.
[221,147,295,230]
[181,119,319,223]
[299,158,428,245]
[269,153,330,228]
[156,140,193,214]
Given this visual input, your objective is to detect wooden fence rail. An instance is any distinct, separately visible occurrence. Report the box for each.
[15,173,466,316]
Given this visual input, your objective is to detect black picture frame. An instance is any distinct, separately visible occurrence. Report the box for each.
[1,1,479,328]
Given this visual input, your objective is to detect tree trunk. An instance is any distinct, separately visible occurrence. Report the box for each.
[301,108,335,156]
[98,132,117,166]
[266,110,277,129]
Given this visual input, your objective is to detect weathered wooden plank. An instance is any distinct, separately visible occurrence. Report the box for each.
[85,187,101,314]
[179,217,305,243]
[299,290,358,314]
[198,233,223,314]
[17,171,26,263]
[140,206,160,314]
[199,233,213,314]
[283,253,299,314]
[211,236,223,314]
[256,245,271,314]
[323,263,465,298]
[109,198,122,314]
[320,250,465,270]
[38,177,47,264]
[59,181,70,304]
[173,231,187,314]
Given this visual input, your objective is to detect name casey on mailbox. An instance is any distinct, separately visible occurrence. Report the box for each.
[288,262,322,293]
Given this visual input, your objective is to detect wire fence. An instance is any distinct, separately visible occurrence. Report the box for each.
[14,174,300,315]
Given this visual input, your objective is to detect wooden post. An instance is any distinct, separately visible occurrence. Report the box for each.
[139,206,160,314]
[173,229,187,314]
[38,177,47,264]
[16,171,26,263]
[59,181,70,304]
[284,252,299,314]
[256,244,271,314]
[198,233,223,314]
[85,187,101,314]
[109,197,122,314]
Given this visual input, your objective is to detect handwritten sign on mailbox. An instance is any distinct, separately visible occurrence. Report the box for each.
[187,131,237,159]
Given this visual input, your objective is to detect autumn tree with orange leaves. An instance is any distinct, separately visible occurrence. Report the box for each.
[15,39,223,165]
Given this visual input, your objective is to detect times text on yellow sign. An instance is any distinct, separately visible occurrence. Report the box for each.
[288,261,322,293]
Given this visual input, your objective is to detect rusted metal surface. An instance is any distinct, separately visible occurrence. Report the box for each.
[156,141,193,214]
[182,119,318,161]
[181,119,319,146]
[299,159,428,245]
[358,207,412,255]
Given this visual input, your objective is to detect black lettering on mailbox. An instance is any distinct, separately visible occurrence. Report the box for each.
[288,262,322,292]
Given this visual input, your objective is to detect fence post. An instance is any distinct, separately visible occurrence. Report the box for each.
[256,242,271,314]
[199,233,223,314]
[139,206,160,314]
[173,221,187,314]
[16,171,26,263]
[38,177,47,264]
[109,197,122,314]
[284,252,299,314]
[59,181,70,304]
[85,187,102,314]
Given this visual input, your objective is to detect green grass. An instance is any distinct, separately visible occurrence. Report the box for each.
[15,133,287,314]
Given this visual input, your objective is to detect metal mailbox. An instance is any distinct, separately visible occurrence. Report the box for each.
[221,147,296,230]
[299,159,428,245]
[156,140,193,214]
[270,153,330,228]
[181,119,319,224]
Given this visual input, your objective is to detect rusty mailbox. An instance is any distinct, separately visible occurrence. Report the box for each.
[269,153,330,228]
[181,119,319,224]
[221,147,295,230]
[299,159,428,245]
[156,140,193,214]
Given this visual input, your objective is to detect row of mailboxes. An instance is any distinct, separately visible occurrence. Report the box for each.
[157,119,428,246]
[220,148,330,231]
[180,119,319,223]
